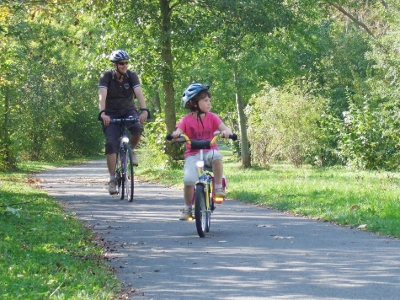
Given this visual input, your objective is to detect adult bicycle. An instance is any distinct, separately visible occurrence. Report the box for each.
[167,132,237,237]
[98,112,139,202]
[110,116,138,202]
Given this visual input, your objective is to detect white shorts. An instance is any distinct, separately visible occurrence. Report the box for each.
[183,150,223,186]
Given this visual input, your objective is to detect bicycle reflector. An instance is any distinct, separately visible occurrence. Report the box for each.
[214,196,224,204]
[196,160,205,168]
[122,137,130,143]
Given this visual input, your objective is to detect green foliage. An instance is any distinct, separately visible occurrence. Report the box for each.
[1,0,400,173]
[330,3,400,170]
[141,112,185,168]
[0,165,121,299]
[246,83,327,167]
[1,2,106,167]
[336,87,400,170]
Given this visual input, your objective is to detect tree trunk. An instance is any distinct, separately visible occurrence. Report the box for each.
[1,87,15,170]
[159,0,180,159]
[153,87,161,113]
[233,69,251,167]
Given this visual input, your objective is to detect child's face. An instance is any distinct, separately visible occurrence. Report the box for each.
[197,96,211,113]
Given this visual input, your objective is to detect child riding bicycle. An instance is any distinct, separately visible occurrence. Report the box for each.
[170,83,233,221]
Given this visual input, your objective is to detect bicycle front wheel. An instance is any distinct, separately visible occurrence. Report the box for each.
[115,152,122,196]
[195,184,209,238]
[121,144,134,202]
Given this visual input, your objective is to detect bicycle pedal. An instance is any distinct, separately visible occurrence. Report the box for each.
[214,196,225,204]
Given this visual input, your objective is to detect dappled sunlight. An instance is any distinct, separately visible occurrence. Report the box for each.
[35,159,400,299]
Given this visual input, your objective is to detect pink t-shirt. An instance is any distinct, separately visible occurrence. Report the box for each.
[177,112,223,157]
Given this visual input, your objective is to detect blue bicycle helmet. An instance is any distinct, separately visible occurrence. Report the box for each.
[182,83,210,108]
[109,50,130,62]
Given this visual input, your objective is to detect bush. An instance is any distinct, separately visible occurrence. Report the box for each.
[246,83,327,167]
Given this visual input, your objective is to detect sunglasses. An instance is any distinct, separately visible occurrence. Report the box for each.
[117,61,129,66]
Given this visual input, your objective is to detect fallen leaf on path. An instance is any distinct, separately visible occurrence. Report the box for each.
[273,236,294,240]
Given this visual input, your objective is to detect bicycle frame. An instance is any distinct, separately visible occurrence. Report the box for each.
[193,148,214,216]
[110,117,138,201]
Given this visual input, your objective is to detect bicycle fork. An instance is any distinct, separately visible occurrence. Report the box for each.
[195,149,212,213]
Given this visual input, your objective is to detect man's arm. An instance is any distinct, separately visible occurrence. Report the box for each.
[134,86,148,123]
[99,87,111,126]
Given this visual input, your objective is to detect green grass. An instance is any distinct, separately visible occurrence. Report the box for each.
[137,149,400,238]
[0,157,121,299]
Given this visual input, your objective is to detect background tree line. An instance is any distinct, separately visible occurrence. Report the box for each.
[1,0,400,171]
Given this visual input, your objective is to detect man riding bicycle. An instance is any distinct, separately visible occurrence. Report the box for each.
[98,49,149,195]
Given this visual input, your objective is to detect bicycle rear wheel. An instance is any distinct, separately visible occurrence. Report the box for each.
[195,184,209,238]
[121,144,134,201]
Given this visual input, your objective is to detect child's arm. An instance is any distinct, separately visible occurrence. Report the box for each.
[171,128,184,139]
[218,122,233,138]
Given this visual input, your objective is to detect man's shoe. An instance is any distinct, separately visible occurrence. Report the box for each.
[108,179,117,195]
[179,208,193,221]
[214,187,226,198]
[131,151,138,166]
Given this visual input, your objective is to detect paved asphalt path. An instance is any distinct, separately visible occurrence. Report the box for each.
[34,159,400,300]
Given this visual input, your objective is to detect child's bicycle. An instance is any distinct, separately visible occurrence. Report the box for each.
[166,132,237,237]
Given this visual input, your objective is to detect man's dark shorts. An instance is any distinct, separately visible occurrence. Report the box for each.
[102,109,143,154]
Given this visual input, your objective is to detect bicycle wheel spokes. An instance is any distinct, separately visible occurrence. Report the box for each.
[195,184,207,238]
[125,145,134,202]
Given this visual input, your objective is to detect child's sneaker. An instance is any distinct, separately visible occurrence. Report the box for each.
[179,208,193,221]
[214,187,226,198]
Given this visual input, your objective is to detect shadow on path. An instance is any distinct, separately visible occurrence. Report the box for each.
[36,159,400,300]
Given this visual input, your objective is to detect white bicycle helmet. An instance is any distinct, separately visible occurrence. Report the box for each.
[182,83,210,108]
[109,50,130,62]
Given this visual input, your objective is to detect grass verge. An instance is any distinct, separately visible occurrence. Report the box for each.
[0,158,122,299]
[137,148,400,238]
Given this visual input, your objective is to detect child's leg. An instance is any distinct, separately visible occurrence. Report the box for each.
[183,154,199,205]
[180,156,198,220]
[212,159,223,185]
[184,185,194,206]
[205,150,224,185]
[206,150,226,197]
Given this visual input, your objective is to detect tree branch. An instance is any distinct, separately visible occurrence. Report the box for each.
[330,3,375,38]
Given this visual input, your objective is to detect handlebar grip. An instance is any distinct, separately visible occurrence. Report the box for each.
[166,133,173,141]
[230,134,238,141]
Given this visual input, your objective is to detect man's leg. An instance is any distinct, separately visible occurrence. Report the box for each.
[129,135,140,166]
[106,153,117,175]
[130,135,140,148]
[107,153,118,195]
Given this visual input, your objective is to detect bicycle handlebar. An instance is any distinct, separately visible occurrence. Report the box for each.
[166,132,238,143]
[98,109,149,122]
[109,116,139,124]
